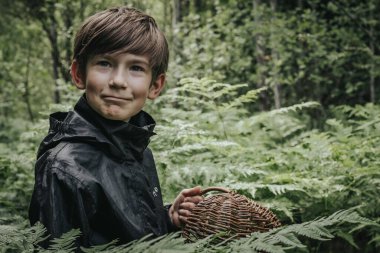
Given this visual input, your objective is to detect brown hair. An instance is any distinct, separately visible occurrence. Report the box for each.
[73,6,169,81]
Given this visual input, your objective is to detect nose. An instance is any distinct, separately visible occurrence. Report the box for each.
[109,68,127,88]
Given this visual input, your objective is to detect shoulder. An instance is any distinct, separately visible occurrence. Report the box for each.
[36,141,101,187]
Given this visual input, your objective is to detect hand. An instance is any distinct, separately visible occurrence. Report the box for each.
[169,186,203,228]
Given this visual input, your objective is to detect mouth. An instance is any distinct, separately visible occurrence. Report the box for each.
[102,95,132,102]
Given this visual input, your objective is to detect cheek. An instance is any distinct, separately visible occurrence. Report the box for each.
[129,78,151,97]
[134,85,149,97]
[86,72,108,91]
[86,82,100,93]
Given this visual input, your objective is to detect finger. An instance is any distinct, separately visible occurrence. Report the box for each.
[171,211,181,228]
[179,215,188,224]
[184,196,204,204]
[181,186,202,197]
[179,209,192,217]
[172,194,185,211]
[179,202,196,210]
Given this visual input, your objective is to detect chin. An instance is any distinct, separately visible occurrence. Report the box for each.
[99,110,126,121]
[106,114,129,121]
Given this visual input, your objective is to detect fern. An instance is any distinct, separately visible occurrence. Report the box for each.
[80,240,118,253]
[266,102,320,117]
[2,78,380,252]
[81,233,200,253]
[43,229,81,252]
[150,79,380,252]
[0,222,47,253]
[222,87,267,109]
[227,209,377,252]
[265,184,305,196]
[1,209,375,253]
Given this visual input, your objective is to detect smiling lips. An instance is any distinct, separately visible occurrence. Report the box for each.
[102,95,133,102]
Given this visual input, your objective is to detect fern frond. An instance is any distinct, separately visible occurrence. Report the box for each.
[0,223,47,252]
[228,209,375,252]
[355,118,380,131]
[265,184,305,196]
[170,143,208,155]
[172,87,213,100]
[174,78,259,111]
[80,239,118,253]
[225,182,304,198]
[228,164,268,177]
[224,181,260,198]
[251,241,286,253]
[335,231,359,249]
[267,102,320,116]
[223,87,267,109]
[210,83,247,99]
[279,209,377,242]
[47,229,81,252]
[368,234,380,245]
[85,232,196,253]
[170,140,239,156]
[271,233,305,248]
[318,209,374,226]
[162,93,212,107]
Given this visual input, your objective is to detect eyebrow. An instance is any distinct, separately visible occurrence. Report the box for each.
[99,53,150,66]
[129,58,150,66]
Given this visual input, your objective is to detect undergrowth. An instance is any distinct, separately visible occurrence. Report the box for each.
[0,78,379,252]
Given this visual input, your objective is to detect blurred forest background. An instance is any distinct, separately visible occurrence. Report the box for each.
[0,0,380,252]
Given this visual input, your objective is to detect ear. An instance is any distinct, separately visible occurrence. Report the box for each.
[148,73,165,100]
[70,60,86,89]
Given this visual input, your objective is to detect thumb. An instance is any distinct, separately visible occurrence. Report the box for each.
[182,186,202,197]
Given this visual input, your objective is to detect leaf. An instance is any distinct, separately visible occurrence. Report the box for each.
[47,229,81,252]
[335,231,359,249]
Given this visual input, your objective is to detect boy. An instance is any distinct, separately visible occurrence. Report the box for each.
[29,6,202,247]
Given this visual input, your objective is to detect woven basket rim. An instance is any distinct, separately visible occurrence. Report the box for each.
[201,186,232,195]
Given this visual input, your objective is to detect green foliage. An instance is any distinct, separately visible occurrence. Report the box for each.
[1,76,379,252]
[148,78,380,252]
[1,0,380,252]
[171,0,380,108]
[0,209,378,253]
[0,222,47,253]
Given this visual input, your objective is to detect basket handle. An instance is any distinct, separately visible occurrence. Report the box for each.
[200,186,231,195]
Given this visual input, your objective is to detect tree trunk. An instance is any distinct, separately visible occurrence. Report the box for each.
[253,0,269,111]
[163,0,168,33]
[270,0,281,109]
[173,0,181,25]
[48,20,61,104]
[172,0,190,25]
[195,0,202,13]
[62,4,73,83]
[23,41,34,122]
[297,0,303,9]
[41,4,61,104]
[369,5,375,103]
[80,0,85,21]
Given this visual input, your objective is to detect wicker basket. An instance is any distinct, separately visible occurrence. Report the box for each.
[182,187,281,241]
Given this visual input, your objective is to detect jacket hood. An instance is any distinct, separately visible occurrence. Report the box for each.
[37,95,156,160]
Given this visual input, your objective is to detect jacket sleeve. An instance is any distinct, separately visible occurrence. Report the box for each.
[29,164,103,248]
[141,148,180,233]
[164,204,181,233]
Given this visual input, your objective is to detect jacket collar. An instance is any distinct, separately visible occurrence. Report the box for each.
[74,94,156,160]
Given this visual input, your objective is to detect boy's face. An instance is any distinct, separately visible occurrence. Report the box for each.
[71,53,165,121]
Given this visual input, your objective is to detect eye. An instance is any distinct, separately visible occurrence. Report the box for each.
[130,65,145,72]
[97,60,111,68]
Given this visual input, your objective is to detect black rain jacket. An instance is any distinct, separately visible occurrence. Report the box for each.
[29,95,176,247]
